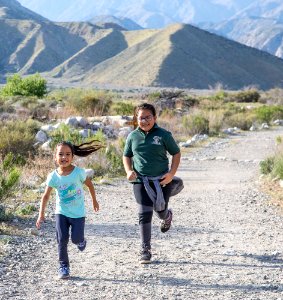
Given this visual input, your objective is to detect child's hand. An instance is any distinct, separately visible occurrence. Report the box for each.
[36,216,44,229]
[93,200,99,212]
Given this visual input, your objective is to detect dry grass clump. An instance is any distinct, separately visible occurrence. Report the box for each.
[261,88,283,105]
[260,178,283,211]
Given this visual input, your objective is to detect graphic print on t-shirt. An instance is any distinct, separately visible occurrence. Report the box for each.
[58,183,82,204]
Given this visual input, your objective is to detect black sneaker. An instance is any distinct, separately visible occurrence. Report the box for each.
[58,265,70,279]
[140,246,152,264]
[160,209,173,233]
[77,239,87,251]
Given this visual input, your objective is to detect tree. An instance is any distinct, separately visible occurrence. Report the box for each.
[1,73,47,97]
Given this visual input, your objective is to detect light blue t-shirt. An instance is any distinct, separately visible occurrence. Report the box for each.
[46,166,87,218]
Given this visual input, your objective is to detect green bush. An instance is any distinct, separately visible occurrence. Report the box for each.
[50,126,106,150]
[0,153,21,204]
[255,105,283,124]
[224,112,255,130]
[1,73,47,98]
[228,90,260,103]
[272,154,283,179]
[260,157,275,175]
[182,114,209,135]
[0,205,13,221]
[261,153,283,179]
[148,91,162,101]
[65,89,113,116]
[0,119,40,157]
[111,102,135,115]
[49,124,84,149]
[16,204,37,216]
[104,138,125,176]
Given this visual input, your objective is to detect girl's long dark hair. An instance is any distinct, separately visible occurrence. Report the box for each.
[57,140,104,157]
[135,103,156,117]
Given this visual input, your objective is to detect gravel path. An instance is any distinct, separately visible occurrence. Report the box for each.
[1,128,283,300]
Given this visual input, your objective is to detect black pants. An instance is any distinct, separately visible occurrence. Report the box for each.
[133,182,172,248]
[55,214,85,267]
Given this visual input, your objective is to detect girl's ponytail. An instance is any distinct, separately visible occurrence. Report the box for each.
[57,140,104,157]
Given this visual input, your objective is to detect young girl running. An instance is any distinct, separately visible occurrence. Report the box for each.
[123,103,182,264]
[36,140,103,279]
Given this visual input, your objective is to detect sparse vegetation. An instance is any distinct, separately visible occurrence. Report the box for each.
[0,119,40,157]
[255,105,283,124]
[0,153,21,221]
[182,114,209,135]
[1,86,283,226]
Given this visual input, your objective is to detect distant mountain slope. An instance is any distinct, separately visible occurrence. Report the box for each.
[89,15,143,31]
[234,0,283,21]
[76,23,283,90]
[0,0,46,21]
[17,0,255,28]
[201,0,283,58]
[204,17,283,58]
[0,19,87,75]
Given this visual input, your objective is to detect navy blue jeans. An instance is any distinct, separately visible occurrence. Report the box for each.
[55,214,85,267]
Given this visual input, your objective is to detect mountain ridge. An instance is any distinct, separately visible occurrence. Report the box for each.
[2,1,283,90]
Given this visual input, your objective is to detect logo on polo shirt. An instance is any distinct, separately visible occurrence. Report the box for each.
[152,136,162,145]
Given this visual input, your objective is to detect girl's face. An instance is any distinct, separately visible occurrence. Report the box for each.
[137,109,156,132]
[55,144,74,168]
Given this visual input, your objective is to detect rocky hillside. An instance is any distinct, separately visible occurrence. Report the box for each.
[2,0,283,90]
[203,16,283,59]
[202,0,283,58]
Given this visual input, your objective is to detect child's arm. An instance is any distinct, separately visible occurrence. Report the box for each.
[36,186,53,229]
[84,177,99,212]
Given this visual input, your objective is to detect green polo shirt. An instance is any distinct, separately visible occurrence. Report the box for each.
[123,124,180,177]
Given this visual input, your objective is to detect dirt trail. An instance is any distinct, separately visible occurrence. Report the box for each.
[1,128,283,300]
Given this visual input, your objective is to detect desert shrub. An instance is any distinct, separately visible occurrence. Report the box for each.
[0,119,40,157]
[182,96,199,108]
[0,205,13,221]
[223,103,246,117]
[206,110,225,135]
[210,90,228,101]
[199,96,224,111]
[224,112,255,130]
[50,125,106,151]
[1,73,47,97]
[0,153,21,207]
[85,137,125,177]
[21,74,47,97]
[148,91,162,101]
[260,157,275,175]
[0,99,15,113]
[228,90,260,103]
[182,114,209,135]
[261,88,283,105]
[111,101,135,115]
[64,89,113,116]
[272,154,283,179]
[49,124,84,149]
[254,105,283,124]
[260,141,283,179]
[16,204,37,216]
[160,107,176,119]
[105,145,124,176]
